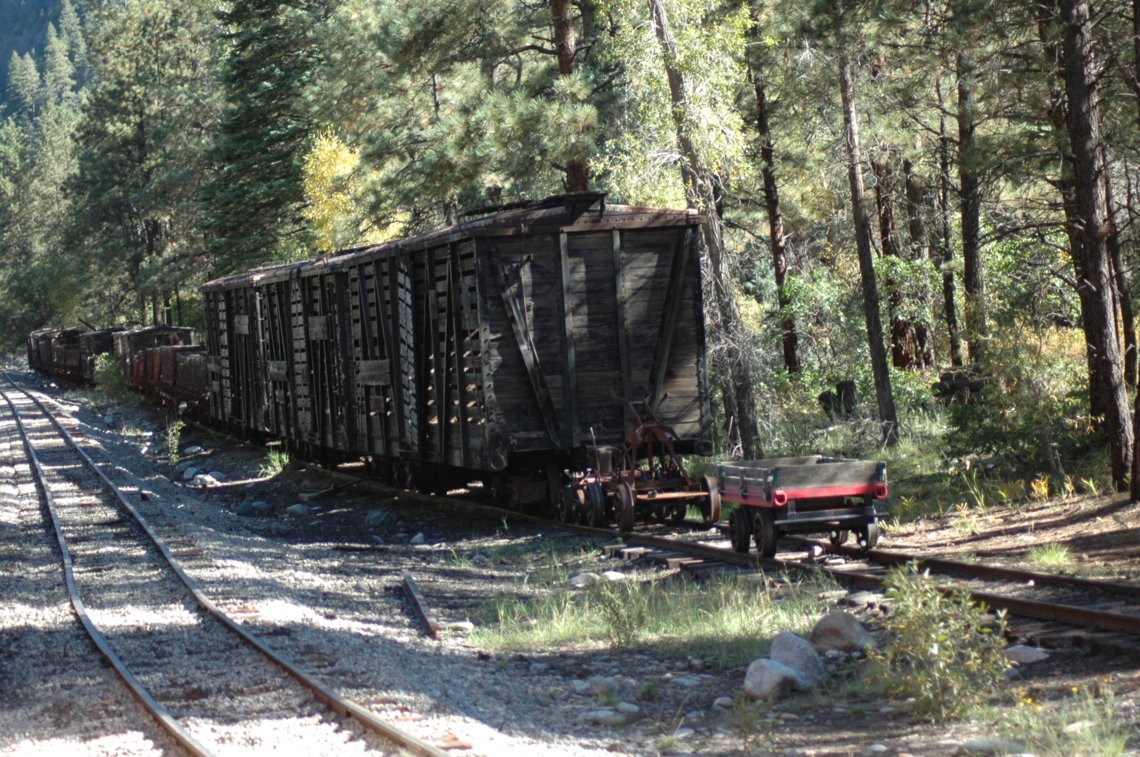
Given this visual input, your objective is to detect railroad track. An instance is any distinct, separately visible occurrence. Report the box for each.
[1,377,447,757]
[598,525,1140,653]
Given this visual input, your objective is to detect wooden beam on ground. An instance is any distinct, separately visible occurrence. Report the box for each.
[402,571,441,639]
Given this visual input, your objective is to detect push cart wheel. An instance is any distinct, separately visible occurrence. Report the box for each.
[729,508,752,553]
[856,521,879,551]
[615,481,635,533]
[700,473,722,525]
[665,503,687,525]
[584,483,606,528]
[828,529,850,547]
[753,510,778,559]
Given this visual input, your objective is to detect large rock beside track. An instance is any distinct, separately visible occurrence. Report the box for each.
[743,658,798,700]
[810,611,875,653]
[770,631,828,689]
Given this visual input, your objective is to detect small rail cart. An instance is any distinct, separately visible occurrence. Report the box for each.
[715,455,888,558]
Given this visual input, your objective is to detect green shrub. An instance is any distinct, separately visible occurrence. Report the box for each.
[865,563,1008,722]
[92,354,129,402]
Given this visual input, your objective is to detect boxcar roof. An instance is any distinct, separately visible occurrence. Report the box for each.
[202,194,702,291]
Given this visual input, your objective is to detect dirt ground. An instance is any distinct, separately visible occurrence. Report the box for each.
[25,373,1140,756]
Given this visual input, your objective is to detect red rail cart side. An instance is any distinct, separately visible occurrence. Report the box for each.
[716,456,888,558]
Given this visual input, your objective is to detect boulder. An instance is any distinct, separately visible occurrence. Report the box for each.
[770,631,828,689]
[1003,645,1049,664]
[568,572,600,589]
[743,658,797,700]
[811,611,875,653]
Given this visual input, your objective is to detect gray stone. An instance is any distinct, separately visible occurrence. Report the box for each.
[529,662,549,674]
[191,474,219,488]
[811,611,876,653]
[409,532,425,545]
[568,572,601,588]
[1004,645,1049,664]
[770,631,828,689]
[364,510,388,526]
[616,702,640,715]
[206,470,226,482]
[587,675,618,695]
[570,679,591,694]
[672,727,694,739]
[956,737,1028,756]
[286,503,310,517]
[743,658,797,700]
[580,709,626,726]
[671,675,702,687]
[601,570,625,582]
[713,696,733,710]
[180,466,200,482]
[183,445,203,455]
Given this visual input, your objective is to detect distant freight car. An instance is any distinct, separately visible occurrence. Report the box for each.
[203,193,714,519]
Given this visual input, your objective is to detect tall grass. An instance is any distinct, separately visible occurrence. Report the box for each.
[473,572,836,666]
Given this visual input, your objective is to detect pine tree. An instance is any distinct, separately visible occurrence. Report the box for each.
[201,0,329,273]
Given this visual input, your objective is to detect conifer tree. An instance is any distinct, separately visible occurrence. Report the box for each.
[201,0,328,273]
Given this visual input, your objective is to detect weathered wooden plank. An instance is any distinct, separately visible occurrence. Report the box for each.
[648,228,691,406]
[488,243,564,448]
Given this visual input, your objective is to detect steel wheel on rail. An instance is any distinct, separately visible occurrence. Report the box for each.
[699,472,721,525]
[614,481,635,533]
[556,484,577,523]
[584,482,606,528]
[753,509,778,558]
[856,521,879,552]
[729,508,752,553]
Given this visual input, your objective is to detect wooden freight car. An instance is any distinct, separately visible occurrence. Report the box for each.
[203,194,714,520]
[79,327,123,383]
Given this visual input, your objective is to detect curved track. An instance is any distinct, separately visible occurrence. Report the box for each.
[1,376,446,757]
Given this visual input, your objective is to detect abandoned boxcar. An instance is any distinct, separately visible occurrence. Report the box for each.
[202,194,712,514]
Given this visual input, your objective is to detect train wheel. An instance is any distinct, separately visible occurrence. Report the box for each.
[664,503,687,525]
[699,473,722,525]
[614,482,635,533]
[584,483,606,528]
[753,510,778,558]
[556,485,577,524]
[729,508,752,553]
[543,467,562,519]
[856,521,879,552]
[828,529,850,547]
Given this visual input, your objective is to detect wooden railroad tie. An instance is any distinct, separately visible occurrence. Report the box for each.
[402,571,441,639]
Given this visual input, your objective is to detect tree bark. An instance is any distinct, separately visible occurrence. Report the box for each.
[902,158,936,367]
[747,36,800,374]
[648,0,762,458]
[1055,0,1133,491]
[552,0,589,192]
[873,157,918,369]
[936,79,964,367]
[838,50,898,446]
[956,50,987,365]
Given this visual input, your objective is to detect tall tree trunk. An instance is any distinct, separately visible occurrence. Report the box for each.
[552,0,589,192]
[649,0,762,458]
[872,157,918,369]
[902,158,936,367]
[1038,15,1104,420]
[957,50,987,364]
[1056,0,1133,491]
[936,79,964,366]
[746,32,800,374]
[1103,163,1137,389]
[838,51,898,446]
